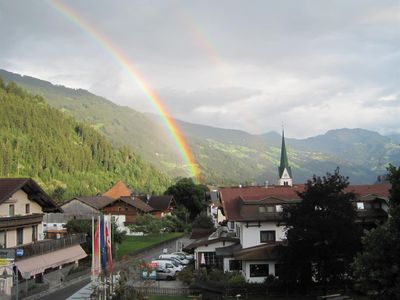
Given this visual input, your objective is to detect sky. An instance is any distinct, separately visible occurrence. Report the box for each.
[0,0,399,138]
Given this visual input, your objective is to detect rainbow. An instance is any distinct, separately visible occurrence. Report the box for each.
[47,0,201,181]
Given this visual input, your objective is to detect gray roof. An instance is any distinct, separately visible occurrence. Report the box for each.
[71,196,115,210]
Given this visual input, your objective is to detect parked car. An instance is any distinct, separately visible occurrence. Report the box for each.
[155,267,175,281]
[165,257,187,268]
[171,251,194,261]
[159,254,189,265]
[152,260,182,273]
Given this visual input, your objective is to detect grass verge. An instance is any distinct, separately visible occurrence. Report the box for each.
[117,232,184,257]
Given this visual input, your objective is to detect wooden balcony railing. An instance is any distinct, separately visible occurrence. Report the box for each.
[10,233,87,260]
[0,214,44,230]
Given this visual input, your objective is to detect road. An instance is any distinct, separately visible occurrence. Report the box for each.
[38,235,192,300]
[38,278,91,300]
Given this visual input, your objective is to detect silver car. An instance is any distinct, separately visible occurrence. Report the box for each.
[155,267,175,281]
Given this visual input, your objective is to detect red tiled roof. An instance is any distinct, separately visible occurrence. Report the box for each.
[103,181,131,199]
[220,184,391,221]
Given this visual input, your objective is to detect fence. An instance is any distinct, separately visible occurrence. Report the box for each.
[14,233,86,260]
[135,286,191,296]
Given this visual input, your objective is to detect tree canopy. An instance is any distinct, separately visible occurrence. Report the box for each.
[354,165,400,299]
[0,78,171,200]
[164,178,210,219]
[281,168,361,291]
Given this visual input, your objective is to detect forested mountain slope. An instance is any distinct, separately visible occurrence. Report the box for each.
[0,78,170,201]
[2,69,399,185]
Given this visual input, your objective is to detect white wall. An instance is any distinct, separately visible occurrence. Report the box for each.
[238,221,285,249]
[0,190,42,217]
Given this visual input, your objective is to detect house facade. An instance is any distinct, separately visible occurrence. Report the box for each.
[145,195,176,219]
[0,178,87,296]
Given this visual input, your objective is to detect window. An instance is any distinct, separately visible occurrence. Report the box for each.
[364,203,372,209]
[9,204,15,217]
[373,202,381,209]
[276,205,283,212]
[229,221,235,230]
[204,252,223,269]
[236,225,240,239]
[0,231,6,248]
[118,207,122,212]
[356,202,364,210]
[229,260,242,271]
[17,228,23,245]
[32,225,37,242]
[283,181,289,186]
[258,206,266,213]
[260,230,276,243]
[250,264,269,277]
[25,204,30,214]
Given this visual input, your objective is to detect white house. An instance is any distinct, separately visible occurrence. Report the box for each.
[0,178,87,296]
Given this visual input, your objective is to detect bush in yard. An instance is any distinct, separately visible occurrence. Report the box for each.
[228,272,246,286]
[177,264,195,285]
[128,213,162,234]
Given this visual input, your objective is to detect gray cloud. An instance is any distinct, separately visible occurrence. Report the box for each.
[0,0,399,137]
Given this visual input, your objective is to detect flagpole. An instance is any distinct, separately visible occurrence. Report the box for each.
[91,216,94,279]
[109,214,113,297]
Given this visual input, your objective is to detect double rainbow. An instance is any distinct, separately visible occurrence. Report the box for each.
[48,0,200,181]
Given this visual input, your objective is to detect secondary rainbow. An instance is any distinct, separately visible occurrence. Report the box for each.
[47,0,200,181]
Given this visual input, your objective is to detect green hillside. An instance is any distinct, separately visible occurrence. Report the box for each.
[0,78,171,200]
[0,69,185,177]
[2,69,399,185]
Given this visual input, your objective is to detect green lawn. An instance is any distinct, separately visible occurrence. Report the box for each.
[117,232,184,257]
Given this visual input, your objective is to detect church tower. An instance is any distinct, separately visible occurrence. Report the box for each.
[278,129,293,186]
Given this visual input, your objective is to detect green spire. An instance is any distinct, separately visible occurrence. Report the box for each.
[278,129,292,178]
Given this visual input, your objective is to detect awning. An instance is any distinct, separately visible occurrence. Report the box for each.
[233,242,284,261]
[15,245,87,278]
[215,243,241,256]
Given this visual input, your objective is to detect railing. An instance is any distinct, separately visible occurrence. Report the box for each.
[0,214,44,230]
[11,233,86,260]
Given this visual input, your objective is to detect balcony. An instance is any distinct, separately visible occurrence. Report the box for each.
[0,213,44,230]
[10,233,86,260]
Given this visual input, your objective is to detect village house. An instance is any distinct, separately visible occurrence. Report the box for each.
[187,131,391,283]
[46,181,175,233]
[145,195,176,219]
[0,178,87,296]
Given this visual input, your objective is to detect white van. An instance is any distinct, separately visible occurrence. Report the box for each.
[159,254,189,265]
[151,260,182,273]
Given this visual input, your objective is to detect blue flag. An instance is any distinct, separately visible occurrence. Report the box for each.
[100,215,107,272]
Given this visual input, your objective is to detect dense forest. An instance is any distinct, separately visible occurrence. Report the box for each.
[0,77,171,201]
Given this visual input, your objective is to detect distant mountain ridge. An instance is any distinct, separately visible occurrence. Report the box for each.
[1,68,399,185]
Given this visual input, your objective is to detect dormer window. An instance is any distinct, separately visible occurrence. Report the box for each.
[258,206,266,213]
[25,204,30,214]
[356,202,364,210]
[9,204,15,217]
[276,205,283,212]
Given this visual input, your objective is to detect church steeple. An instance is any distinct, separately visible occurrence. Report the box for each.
[278,129,293,186]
